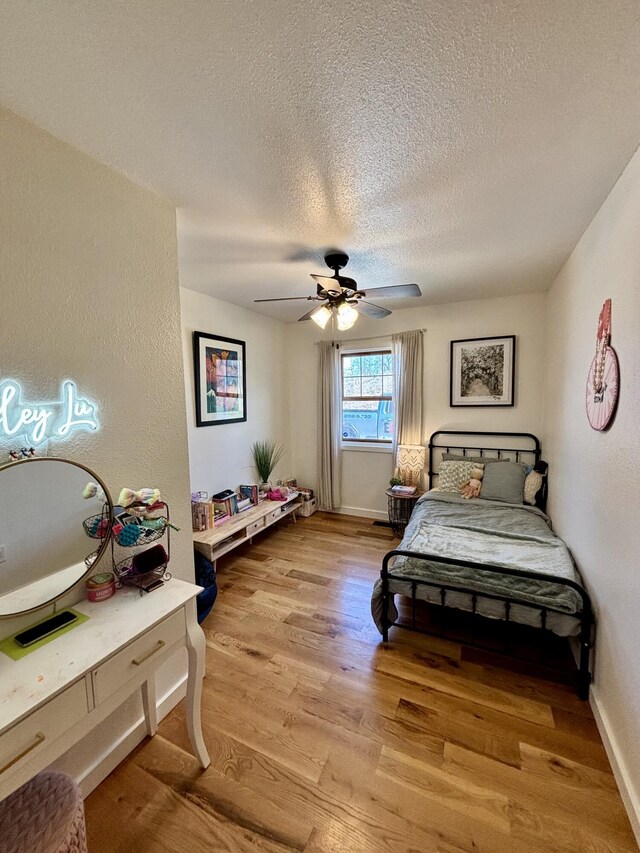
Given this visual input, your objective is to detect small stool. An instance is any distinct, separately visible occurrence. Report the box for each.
[0,771,87,853]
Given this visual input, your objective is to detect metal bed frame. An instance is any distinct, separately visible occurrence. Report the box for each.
[379,431,594,699]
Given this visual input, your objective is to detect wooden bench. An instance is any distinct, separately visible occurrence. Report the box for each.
[192,493,299,568]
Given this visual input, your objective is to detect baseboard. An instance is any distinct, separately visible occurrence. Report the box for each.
[76,672,188,797]
[330,505,388,521]
[590,685,640,846]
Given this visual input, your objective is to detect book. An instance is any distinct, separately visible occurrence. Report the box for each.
[238,484,259,506]
[212,494,237,516]
[213,504,228,524]
[211,489,235,500]
[391,485,417,495]
[191,500,212,531]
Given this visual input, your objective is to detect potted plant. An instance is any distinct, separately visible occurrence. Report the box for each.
[251,440,285,488]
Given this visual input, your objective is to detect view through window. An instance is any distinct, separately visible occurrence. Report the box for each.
[341,350,394,442]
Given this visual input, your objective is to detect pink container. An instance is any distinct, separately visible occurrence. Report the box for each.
[86,572,116,602]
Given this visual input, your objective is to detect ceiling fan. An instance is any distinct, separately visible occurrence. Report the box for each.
[254,251,422,330]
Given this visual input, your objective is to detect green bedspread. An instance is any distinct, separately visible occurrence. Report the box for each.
[373,491,582,622]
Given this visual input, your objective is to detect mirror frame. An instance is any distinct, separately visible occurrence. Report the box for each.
[0,456,114,617]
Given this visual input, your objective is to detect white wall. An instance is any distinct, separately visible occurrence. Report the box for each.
[286,292,547,516]
[180,289,291,494]
[0,106,193,790]
[544,146,640,835]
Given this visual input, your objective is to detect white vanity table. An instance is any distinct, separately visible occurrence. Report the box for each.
[0,578,210,801]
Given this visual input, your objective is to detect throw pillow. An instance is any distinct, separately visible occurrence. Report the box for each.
[524,470,544,505]
[438,460,476,493]
[442,453,511,464]
[481,461,527,504]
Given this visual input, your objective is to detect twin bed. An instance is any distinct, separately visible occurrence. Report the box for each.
[372,431,594,698]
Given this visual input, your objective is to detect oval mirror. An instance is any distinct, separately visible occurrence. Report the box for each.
[0,458,113,616]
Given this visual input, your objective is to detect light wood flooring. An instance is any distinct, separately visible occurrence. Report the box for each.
[85,512,637,852]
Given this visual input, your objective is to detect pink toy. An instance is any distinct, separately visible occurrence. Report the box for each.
[128,500,166,518]
[267,488,287,501]
[460,465,484,499]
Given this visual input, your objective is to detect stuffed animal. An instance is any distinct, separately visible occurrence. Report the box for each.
[524,460,548,505]
[460,465,484,499]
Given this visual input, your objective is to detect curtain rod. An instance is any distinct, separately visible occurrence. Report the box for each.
[314,329,425,345]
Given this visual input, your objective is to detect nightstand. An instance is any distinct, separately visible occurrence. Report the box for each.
[385,488,424,537]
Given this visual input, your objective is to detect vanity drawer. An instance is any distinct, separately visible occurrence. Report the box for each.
[0,679,88,778]
[92,609,184,705]
[246,517,265,537]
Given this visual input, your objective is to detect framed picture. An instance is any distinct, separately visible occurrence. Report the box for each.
[450,335,515,407]
[193,331,247,426]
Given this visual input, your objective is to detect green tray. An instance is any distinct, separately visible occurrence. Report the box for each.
[0,608,89,661]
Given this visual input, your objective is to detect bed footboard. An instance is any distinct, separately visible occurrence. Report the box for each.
[379,549,594,700]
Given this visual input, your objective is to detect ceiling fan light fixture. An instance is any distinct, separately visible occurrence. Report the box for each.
[310,304,332,329]
[256,249,422,328]
[337,302,358,331]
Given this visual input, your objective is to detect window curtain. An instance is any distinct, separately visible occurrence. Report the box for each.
[392,330,424,453]
[317,341,342,510]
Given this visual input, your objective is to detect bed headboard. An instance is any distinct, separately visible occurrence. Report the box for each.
[428,430,546,510]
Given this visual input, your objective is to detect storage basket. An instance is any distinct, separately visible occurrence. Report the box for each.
[82,512,111,540]
[114,556,171,588]
[113,523,165,547]
[296,497,317,517]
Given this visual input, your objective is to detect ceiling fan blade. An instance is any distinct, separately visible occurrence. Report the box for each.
[358,284,421,299]
[310,274,338,285]
[254,296,314,303]
[356,300,392,319]
[297,304,328,322]
[311,273,357,288]
[310,273,344,295]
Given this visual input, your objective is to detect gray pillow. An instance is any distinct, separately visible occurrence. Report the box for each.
[481,461,527,504]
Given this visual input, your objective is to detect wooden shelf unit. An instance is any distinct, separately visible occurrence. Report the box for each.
[192,493,299,566]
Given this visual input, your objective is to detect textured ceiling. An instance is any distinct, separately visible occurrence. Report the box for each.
[1,1,639,321]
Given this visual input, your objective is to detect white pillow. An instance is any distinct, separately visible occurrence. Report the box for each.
[524,470,543,505]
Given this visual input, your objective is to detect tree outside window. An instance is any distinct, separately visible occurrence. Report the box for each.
[341,351,394,442]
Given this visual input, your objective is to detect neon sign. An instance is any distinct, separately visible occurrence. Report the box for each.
[0,380,100,445]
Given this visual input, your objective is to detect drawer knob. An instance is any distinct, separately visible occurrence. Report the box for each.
[132,640,166,666]
[0,732,45,774]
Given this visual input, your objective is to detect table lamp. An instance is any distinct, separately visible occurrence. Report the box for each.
[396,444,426,487]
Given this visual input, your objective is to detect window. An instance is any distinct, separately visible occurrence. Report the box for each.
[341,350,394,443]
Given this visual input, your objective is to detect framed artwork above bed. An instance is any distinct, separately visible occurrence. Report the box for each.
[450,335,515,407]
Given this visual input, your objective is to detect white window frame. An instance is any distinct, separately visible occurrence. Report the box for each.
[340,345,394,453]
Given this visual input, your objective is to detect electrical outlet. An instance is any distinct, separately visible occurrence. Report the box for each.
[0,545,5,563]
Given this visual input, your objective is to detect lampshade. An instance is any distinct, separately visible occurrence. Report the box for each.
[337,302,358,331]
[310,305,332,329]
[396,444,426,486]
